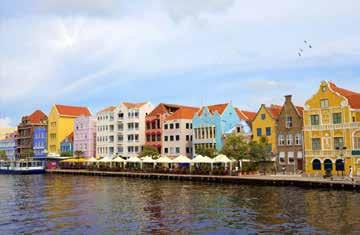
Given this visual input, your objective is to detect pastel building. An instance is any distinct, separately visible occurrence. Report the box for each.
[0,132,17,160]
[0,128,16,141]
[17,110,47,159]
[96,106,116,158]
[48,104,91,155]
[33,127,47,160]
[145,103,190,154]
[192,103,252,155]
[60,132,74,155]
[114,102,154,158]
[163,107,199,158]
[304,81,360,175]
[74,115,96,158]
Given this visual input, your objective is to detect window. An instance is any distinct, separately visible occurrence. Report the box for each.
[320,99,329,108]
[186,147,190,153]
[186,123,190,129]
[310,115,320,125]
[288,152,294,164]
[261,114,266,120]
[312,138,321,150]
[257,128,262,137]
[156,135,161,141]
[146,135,150,142]
[176,147,180,153]
[286,134,293,145]
[165,136,168,141]
[175,123,180,129]
[170,136,174,141]
[278,134,285,146]
[164,148,168,153]
[170,123,174,129]
[279,152,285,164]
[321,86,327,92]
[333,113,342,124]
[354,133,360,150]
[334,137,344,149]
[286,116,293,128]
[176,135,180,141]
[295,133,302,145]
[266,127,271,136]
[186,135,190,141]
[164,124,168,129]
[312,159,321,170]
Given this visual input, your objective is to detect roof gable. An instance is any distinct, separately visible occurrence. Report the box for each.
[97,106,116,114]
[198,103,229,116]
[55,104,91,117]
[235,108,256,121]
[165,107,199,121]
[27,110,47,123]
[122,102,147,109]
[329,82,360,109]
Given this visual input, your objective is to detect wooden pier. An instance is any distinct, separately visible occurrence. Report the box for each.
[46,169,360,191]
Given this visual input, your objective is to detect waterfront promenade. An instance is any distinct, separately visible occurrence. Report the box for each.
[47,169,360,191]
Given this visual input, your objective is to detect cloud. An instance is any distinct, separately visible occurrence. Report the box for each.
[0,117,13,128]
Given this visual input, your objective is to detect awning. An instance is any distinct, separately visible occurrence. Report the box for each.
[156,156,173,163]
[213,154,232,163]
[172,155,192,164]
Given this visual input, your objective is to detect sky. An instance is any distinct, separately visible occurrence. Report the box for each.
[1,0,360,128]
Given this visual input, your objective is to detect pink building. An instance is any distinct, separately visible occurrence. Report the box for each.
[74,115,96,158]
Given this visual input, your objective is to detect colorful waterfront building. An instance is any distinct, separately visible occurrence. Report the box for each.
[113,102,154,158]
[60,132,74,155]
[163,107,199,158]
[192,103,252,155]
[0,128,16,140]
[303,81,360,176]
[17,110,47,159]
[33,127,47,160]
[145,103,190,154]
[0,132,17,160]
[251,104,282,158]
[276,95,304,173]
[74,115,96,158]
[48,104,91,155]
[96,106,116,158]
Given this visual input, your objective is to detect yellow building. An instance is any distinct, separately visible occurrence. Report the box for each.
[252,104,282,155]
[47,104,91,155]
[304,81,360,176]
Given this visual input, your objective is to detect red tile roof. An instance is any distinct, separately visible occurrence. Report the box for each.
[329,82,360,109]
[266,105,282,119]
[55,104,91,117]
[198,103,229,116]
[165,107,199,120]
[97,106,116,114]
[27,110,47,123]
[295,106,304,116]
[123,102,147,109]
[147,103,195,117]
[235,108,256,121]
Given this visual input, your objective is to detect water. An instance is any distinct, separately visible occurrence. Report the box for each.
[0,175,359,234]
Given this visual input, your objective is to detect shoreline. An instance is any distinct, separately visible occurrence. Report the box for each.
[46,169,360,191]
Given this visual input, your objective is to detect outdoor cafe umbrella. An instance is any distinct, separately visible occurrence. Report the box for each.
[112,156,125,168]
[213,154,232,175]
[156,156,173,164]
[141,156,156,169]
[191,155,214,172]
[126,156,142,169]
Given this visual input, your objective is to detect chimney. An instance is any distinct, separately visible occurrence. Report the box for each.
[285,95,292,103]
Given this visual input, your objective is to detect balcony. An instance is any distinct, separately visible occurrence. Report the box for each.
[304,122,360,131]
[305,149,352,156]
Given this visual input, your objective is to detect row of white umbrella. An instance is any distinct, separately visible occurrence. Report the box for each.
[86,154,233,164]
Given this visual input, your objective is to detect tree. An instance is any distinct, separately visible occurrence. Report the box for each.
[0,150,7,161]
[247,137,272,162]
[220,133,248,160]
[138,146,159,158]
[60,151,72,157]
[195,147,217,158]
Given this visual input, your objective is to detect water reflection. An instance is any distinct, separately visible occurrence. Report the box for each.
[0,175,359,234]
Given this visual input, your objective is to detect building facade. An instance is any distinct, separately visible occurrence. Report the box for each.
[145,104,186,154]
[276,95,304,173]
[33,127,47,160]
[48,104,91,155]
[60,133,74,155]
[17,110,47,159]
[0,132,17,161]
[252,104,282,155]
[96,106,116,158]
[192,103,249,155]
[304,81,360,176]
[74,115,96,158]
[0,128,16,141]
[163,107,199,158]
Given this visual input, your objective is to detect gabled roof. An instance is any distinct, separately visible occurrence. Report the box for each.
[62,132,74,143]
[267,105,282,119]
[235,108,256,121]
[97,106,116,114]
[295,106,304,116]
[147,103,195,117]
[55,104,91,117]
[165,107,199,121]
[27,110,47,123]
[329,82,360,109]
[198,103,229,116]
[122,102,147,109]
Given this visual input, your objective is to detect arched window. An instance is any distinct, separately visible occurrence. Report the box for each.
[324,159,333,171]
[353,131,360,150]
[335,159,345,171]
[312,159,321,170]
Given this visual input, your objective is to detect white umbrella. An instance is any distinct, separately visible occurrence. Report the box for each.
[213,154,232,163]
[142,156,156,163]
[172,155,192,164]
[126,156,142,163]
[99,157,112,162]
[156,156,173,163]
[87,157,98,162]
[112,156,125,163]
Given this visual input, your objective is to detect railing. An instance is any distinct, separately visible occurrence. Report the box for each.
[304,122,360,131]
[305,150,352,156]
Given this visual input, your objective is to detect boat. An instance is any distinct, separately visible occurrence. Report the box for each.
[0,160,45,174]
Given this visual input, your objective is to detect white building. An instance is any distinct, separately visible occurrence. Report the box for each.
[114,102,154,158]
[96,106,116,158]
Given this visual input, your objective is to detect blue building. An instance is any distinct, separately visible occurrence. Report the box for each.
[33,127,47,160]
[0,132,17,161]
[60,132,74,155]
[192,103,253,156]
